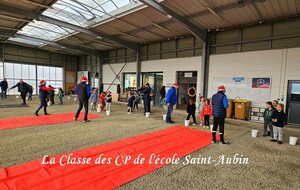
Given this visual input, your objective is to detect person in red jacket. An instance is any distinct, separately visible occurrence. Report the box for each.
[34,80,55,116]
[201,99,212,129]
[99,92,106,111]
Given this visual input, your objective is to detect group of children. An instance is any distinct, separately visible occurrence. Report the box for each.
[186,96,212,128]
[89,89,112,112]
[263,100,286,144]
[127,90,139,114]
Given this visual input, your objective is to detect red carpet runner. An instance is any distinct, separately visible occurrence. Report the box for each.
[0,113,101,130]
[0,126,212,190]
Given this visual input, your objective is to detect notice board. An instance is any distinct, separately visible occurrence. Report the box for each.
[212,77,271,102]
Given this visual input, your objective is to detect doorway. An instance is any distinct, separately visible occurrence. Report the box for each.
[177,71,197,110]
[287,80,300,125]
[142,72,163,106]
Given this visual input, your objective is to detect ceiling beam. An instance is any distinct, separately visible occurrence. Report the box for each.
[139,0,206,41]
[0,31,100,56]
[0,4,139,51]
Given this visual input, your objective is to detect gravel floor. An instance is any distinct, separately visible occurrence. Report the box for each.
[0,96,299,190]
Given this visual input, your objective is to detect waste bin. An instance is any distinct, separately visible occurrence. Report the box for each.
[226,99,234,118]
[234,99,251,120]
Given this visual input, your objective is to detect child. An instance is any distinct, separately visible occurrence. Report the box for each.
[99,92,106,111]
[89,89,98,111]
[270,103,286,144]
[133,90,139,111]
[106,91,112,111]
[198,96,205,126]
[263,101,274,137]
[186,99,196,126]
[268,100,279,136]
[201,99,212,129]
[127,92,135,114]
[57,87,64,105]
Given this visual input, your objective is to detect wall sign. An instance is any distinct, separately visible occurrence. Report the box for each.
[184,72,193,77]
[252,78,271,88]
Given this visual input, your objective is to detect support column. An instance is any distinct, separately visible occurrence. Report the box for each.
[98,53,103,92]
[201,32,210,98]
[136,47,142,89]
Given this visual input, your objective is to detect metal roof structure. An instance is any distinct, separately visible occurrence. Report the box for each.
[0,0,299,55]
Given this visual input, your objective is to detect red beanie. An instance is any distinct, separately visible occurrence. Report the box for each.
[40,80,46,85]
[173,83,179,87]
[218,85,225,90]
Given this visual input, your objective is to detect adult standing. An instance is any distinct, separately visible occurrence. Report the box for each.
[139,83,152,114]
[9,79,32,105]
[211,85,229,144]
[165,83,178,124]
[34,80,55,116]
[0,78,8,99]
[74,76,91,123]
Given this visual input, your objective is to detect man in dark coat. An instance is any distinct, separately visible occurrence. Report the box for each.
[9,79,32,105]
[34,80,55,116]
[74,76,91,123]
[139,83,152,114]
[0,78,8,99]
[211,85,229,144]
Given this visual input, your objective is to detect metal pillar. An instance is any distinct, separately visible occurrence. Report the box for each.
[136,47,142,89]
[98,53,103,92]
[201,32,210,98]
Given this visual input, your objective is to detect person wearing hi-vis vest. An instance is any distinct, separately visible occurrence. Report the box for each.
[211,85,229,144]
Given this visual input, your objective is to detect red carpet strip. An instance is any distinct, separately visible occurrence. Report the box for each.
[0,113,101,130]
[0,126,212,190]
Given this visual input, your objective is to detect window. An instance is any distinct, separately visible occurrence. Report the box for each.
[123,73,136,92]
[4,63,63,95]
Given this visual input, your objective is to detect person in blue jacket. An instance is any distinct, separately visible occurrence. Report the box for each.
[165,83,179,124]
[74,76,91,123]
[211,85,229,144]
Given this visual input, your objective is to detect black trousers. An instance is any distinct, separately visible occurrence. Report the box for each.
[35,98,47,114]
[212,117,225,134]
[50,95,55,104]
[75,99,89,121]
[133,102,138,110]
[212,117,226,142]
[20,92,26,104]
[204,115,210,126]
[143,98,150,113]
[186,113,196,123]
[1,89,7,98]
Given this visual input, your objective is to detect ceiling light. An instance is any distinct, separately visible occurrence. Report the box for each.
[166,14,172,19]
[96,36,103,39]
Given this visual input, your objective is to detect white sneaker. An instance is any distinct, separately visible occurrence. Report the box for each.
[127,112,130,114]
[203,125,206,129]
[192,123,196,126]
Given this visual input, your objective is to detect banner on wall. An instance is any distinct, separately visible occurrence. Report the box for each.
[252,78,271,88]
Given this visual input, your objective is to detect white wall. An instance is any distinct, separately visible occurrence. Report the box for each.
[209,47,300,107]
[103,47,300,109]
[103,56,203,96]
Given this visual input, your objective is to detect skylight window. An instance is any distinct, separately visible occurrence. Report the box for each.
[9,0,135,46]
